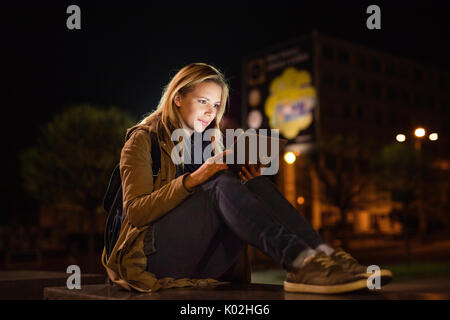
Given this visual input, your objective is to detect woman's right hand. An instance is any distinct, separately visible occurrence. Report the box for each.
[183,149,232,190]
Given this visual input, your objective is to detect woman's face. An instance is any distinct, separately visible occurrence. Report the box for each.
[175,81,222,132]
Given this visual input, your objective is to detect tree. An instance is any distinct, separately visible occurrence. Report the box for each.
[372,142,441,244]
[20,104,136,266]
[304,134,375,250]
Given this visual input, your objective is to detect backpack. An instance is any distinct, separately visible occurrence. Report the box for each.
[103,131,161,260]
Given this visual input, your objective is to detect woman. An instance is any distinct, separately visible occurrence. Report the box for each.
[102,62,392,294]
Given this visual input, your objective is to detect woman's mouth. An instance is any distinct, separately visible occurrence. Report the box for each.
[198,119,209,126]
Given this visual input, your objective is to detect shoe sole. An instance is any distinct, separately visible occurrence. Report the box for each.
[283,278,369,294]
[357,269,393,286]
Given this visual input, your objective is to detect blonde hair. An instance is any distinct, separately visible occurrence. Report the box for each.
[138,63,229,150]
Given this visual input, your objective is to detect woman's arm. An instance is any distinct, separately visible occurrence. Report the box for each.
[183,149,231,190]
[120,129,193,228]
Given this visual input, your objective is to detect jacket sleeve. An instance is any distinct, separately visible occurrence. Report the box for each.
[120,129,194,228]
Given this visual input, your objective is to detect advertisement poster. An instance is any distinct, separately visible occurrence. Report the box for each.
[243,35,317,145]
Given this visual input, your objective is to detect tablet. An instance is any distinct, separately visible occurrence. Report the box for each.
[224,131,288,174]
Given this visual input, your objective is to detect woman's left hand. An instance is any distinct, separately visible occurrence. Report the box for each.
[238,163,262,182]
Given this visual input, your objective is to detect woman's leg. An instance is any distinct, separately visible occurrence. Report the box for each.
[147,170,312,279]
[198,170,311,271]
[243,175,325,249]
[146,185,246,279]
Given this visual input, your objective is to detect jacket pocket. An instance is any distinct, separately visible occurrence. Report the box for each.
[143,224,156,256]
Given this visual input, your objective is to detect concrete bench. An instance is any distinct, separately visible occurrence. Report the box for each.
[44,283,287,300]
[0,270,107,300]
[43,277,450,300]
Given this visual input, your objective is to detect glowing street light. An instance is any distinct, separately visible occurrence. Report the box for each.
[284,152,296,164]
[396,134,406,142]
[414,127,426,138]
[429,133,438,141]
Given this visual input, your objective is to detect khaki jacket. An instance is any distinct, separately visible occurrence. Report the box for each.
[101,121,251,292]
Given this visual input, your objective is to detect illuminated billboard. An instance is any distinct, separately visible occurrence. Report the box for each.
[242,34,317,144]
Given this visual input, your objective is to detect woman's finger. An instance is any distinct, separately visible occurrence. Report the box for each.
[248,164,258,176]
[254,164,262,176]
[241,166,253,179]
[238,171,248,182]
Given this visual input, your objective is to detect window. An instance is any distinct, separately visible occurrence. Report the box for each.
[375,109,383,125]
[356,104,364,120]
[358,159,369,173]
[326,104,336,117]
[356,80,366,96]
[387,87,397,101]
[338,50,350,64]
[397,65,408,79]
[428,95,436,109]
[322,72,334,88]
[322,46,334,60]
[414,93,423,106]
[400,90,411,104]
[342,157,353,172]
[439,75,449,91]
[386,63,396,76]
[342,104,351,118]
[389,112,398,126]
[371,58,381,73]
[372,83,381,100]
[338,76,350,91]
[325,155,336,170]
[413,68,423,82]
[356,54,367,70]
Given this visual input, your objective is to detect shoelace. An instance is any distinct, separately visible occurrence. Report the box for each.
[334,250,356,262]
[315,255,339,268]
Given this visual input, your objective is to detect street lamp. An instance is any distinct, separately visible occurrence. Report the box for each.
[414,127,426,138]
[395,127,439,259]
[395,128,438,151]
[284,151,296,164]
[396,134,406,142]
[429,133,438,141]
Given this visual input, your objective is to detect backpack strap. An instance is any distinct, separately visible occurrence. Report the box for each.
[149,131,161,177]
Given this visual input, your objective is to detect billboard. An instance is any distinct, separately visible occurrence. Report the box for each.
[242,34,317,145]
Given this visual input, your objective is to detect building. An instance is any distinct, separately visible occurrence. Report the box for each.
[241,31,450,241]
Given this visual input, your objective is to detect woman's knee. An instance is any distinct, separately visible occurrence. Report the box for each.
[212,170,241,188]
[200,170,242,196]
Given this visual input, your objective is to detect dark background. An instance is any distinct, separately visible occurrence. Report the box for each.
[2,0,450,224]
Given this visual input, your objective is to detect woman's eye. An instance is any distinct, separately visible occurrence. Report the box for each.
[199,99,207,104]
[213,104,220,108]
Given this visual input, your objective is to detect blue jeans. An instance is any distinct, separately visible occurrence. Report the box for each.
[146,170,324,279]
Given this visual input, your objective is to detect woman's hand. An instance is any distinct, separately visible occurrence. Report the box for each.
[238,163,262,183]
[184,149,231,190]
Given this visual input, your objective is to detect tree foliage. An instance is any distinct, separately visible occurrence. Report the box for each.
[20,104,136,212]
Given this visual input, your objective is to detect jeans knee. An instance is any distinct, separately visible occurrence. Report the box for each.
[213,170,240,187]
[200,171,242,197]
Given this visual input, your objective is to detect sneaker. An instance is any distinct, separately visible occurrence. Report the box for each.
[330,248,393,286]
[284,252,368,294]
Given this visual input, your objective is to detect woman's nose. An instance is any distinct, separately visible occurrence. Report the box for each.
[204,103,214,114]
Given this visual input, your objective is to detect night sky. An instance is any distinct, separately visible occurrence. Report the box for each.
[3,1,450,220]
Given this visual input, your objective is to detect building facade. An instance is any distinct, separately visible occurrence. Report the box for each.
[241,31,450,240]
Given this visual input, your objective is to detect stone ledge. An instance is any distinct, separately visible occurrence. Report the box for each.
[44,283,287,300]
[0,270,107,300]
[43,278,450,300]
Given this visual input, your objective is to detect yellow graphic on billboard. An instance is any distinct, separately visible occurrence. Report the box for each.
[264,67,316,139]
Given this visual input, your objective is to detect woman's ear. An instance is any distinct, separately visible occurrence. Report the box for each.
[174,94,182,107]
